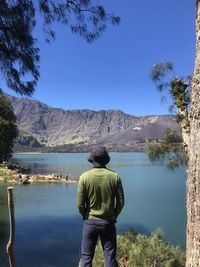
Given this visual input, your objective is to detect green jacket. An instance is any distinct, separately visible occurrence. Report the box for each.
[77,167,124,221]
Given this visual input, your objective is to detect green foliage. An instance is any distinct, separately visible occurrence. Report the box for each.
[148,62,191,168]
[150,62,191,114]
[34,175,43,182]
[0,168,13,183]
[151,62,173,91]
[0,93,17,163]
[146,129,186,169]
[93,229,185,267]
[0,0,39,96]
[0,0,119,96]
[169,78,191,114]
[38,0,120,43]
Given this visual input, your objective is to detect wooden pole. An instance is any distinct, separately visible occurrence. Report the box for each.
[6,187,15,267]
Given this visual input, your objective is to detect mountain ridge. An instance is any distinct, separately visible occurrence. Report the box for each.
[6,94,180,151]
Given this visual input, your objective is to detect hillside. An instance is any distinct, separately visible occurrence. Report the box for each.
[6,94,180,151]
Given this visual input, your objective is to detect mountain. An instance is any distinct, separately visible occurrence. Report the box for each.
[14,128,43,151]
[6,94,180,151]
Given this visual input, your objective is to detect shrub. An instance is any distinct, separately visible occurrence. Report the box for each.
[93,229,185,267]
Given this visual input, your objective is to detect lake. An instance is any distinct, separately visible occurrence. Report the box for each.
[0,152,187,267]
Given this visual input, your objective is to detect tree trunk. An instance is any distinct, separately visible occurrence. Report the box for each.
[177,108,190,149]
[186,1,200,266]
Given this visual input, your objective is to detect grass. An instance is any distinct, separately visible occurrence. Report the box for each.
[0,168,14,183]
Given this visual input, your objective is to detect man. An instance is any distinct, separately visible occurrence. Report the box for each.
[77,146,124,267]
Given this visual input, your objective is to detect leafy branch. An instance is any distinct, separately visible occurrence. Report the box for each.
[146,130,187,170]
[146,62,191,168]
[0,0,120,96]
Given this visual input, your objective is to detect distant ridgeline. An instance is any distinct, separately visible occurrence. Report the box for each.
[6,94,180,153]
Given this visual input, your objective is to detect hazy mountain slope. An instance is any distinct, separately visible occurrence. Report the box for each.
[7,94,180,147]
[99,116,179,145]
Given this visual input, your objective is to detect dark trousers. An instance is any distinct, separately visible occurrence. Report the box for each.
[80,219,118,267]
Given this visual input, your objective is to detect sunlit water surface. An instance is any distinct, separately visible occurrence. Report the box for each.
[0,153,186,267]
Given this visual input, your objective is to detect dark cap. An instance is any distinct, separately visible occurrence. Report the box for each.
[88,146,110,167]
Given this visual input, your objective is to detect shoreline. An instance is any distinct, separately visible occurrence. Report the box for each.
[0,166,78,185]
[14,152,43,154]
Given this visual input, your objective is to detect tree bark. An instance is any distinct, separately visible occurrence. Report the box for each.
[186,1,200,266]
[177,108,190,149]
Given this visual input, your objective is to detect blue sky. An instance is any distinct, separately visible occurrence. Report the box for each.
[3,0,196,116]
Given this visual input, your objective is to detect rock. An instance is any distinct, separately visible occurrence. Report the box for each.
[20,174,30,184]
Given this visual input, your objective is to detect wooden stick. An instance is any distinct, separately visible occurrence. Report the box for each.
[6,187,15,267]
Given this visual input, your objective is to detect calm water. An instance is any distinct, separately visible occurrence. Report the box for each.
[0,152,186,267]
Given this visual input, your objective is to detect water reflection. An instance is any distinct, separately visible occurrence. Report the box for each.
[0,153,187,267]
[15,216,82,267]
[0,184,15,267]
[11,153,167,179]
[7,249,15,267]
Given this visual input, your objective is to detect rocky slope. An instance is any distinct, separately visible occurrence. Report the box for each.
[6,94,180,149]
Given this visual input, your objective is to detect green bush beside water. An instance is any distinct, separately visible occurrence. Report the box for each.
[0,168,14,183]
[93,229,185,267]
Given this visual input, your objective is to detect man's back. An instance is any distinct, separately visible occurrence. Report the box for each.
[77,168,124,220]
[77,146,124,267]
